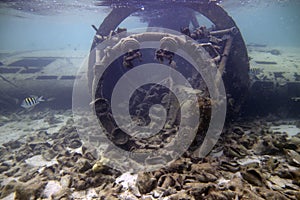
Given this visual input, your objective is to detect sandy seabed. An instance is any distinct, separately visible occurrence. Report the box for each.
[0,108,300,200]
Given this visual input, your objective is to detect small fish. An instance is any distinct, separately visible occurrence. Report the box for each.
[21,96,45,109]
[291,97,300,102]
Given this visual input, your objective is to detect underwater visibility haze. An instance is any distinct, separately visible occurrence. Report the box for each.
[0,0,300,199]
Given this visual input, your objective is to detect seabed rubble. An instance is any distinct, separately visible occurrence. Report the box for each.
[0,110,300,199]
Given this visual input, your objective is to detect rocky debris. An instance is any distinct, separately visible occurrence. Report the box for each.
[0,180,19,199]
[69,139,82,149]
[0,111,299,199]
[0,178,47,199]
[92,156,110,173]
[285,150,300,166]
[44,114,63,125]
[137,172,157,194]
[269,49,281,56]
[241,168,265,187]
[3,140,22,150]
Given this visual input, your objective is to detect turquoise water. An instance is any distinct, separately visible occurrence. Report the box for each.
[0,9,103,51]
[225,2,300,47]
[0,1,300,199]
[1,0,300,51]
[0,1,299,115]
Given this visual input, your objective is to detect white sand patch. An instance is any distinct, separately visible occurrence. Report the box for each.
[0,112,72,145]
[0,119,37,145]
[71,191,86,199]
[237,156,261,165]
[25,155,58,167]
[66,146,83,155]
[119,190,140,200]
[43,180,63,198]
[248,46,300,85]
[116,172,138,190]
[86,188,98,199]
[71,189,99,200]
[0,177,17,186]
[1,193,15,200]
[217,177,230,185]
[270,125,300,137]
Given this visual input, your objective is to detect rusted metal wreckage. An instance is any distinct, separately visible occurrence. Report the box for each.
[87,0,250,156]
[88,0,250,112]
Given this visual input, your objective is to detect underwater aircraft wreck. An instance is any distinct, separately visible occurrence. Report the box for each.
[81,0,251,163]
[0,0,299,117]
[88,0,250,114]
[81,0,300,161]
[0,0,299,172]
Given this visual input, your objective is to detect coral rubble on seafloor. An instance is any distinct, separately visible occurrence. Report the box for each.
[0,111,300,199]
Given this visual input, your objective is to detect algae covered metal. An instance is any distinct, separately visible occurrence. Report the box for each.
[81,0,250,171]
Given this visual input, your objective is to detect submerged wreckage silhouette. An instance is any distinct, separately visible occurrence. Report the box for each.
[83,0,299,158]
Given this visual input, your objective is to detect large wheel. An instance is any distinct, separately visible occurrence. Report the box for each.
[78,0,250,170]
[88,1,249,115]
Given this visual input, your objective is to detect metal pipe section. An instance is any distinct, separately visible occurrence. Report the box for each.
[218,36,233,75]
[210,27,238,36]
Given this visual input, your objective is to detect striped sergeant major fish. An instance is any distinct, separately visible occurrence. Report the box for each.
[21,96,45,109]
